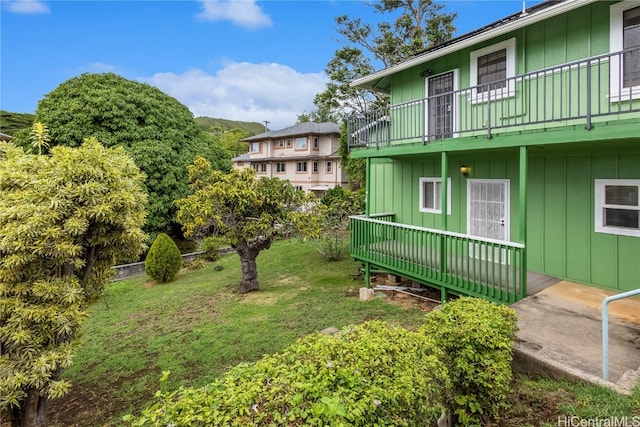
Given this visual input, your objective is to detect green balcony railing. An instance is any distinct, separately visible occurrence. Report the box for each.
[350,215,526,304]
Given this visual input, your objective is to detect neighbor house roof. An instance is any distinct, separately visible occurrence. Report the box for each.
[231,153,251,162]
[242,122,340,142]
[352,0,598,93]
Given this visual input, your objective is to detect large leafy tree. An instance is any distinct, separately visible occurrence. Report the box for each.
[315,0,456,118]
[0,138,147,427]
[176,159,310,293]
[12,73,231,234]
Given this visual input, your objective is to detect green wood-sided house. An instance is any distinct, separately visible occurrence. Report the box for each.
[347,0,640,304]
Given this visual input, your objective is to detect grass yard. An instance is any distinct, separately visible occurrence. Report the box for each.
[46,239,639,426]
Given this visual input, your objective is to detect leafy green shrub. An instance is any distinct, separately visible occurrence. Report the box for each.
[144,233,182,282]
[199,236,224,261]
[125,321,448,426]
[420,297,518,426]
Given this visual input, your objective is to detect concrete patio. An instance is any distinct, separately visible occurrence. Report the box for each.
[512,281,640,394]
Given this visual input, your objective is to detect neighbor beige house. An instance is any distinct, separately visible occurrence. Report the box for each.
[232,122,348,197]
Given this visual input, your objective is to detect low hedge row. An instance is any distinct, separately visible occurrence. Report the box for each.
[125,297,517,426]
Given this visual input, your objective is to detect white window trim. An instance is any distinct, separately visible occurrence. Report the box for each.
[610,1,640,102]
[469,38,516,104]
[250,142,260,153]
[595,179,640,237]
[424,69,460,139]
[419,177,452,215]
[295,137,307,150]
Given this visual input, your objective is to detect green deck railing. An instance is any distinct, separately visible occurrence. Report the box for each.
[350,215,527,304]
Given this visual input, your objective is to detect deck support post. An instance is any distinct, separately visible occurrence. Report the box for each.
[441,287,448,304]
[365,261,371,289]
[440,152,448,282]
[519,146,528,299]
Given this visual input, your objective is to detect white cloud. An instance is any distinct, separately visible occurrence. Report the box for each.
[195,0,272,30]
[142,62,328,130]
[4,0,50,14]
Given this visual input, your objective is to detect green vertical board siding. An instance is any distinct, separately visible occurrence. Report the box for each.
[589,154,618,287]
[616,153,640,291]
[543,156,566,277]
[527,157,545,272]
[565,7,590,61]
[565,156,591,282]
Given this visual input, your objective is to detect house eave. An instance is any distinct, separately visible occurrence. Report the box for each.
[351,0,598,92]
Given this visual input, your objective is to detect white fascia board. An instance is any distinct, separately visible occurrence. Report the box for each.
[351,0,598,91]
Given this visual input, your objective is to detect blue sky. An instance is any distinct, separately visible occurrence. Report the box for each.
[2,0,541,130]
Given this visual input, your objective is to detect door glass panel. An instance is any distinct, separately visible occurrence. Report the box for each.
[623,6,640,88]
[428,72,453,139]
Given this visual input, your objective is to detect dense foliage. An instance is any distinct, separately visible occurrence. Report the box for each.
[176,159,312,293]
[313,0,457,120]
[145,233,183,283]
[125,321,447,426]
[0,138,147,427]
[421,297,519,426]
[305,187,365,261]
[12,73,231,234]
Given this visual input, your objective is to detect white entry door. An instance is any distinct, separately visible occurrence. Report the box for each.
[467,179,510,261]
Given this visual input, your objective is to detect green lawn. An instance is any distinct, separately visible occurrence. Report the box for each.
[47,239,639,426]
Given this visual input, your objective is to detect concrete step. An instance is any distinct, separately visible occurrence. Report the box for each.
[616,368,640,391]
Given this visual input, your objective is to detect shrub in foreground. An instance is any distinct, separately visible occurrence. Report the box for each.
[144,233,182,282]
[125,321,448,426]
[421,297,518,426]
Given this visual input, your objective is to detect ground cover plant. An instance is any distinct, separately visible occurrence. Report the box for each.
[42,240,640,426]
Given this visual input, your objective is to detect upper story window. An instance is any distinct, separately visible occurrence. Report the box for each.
[326,161,333,173]
[296,161,307,172]
[276,162,286,172]
[286,138,292,147]
[610,2,640,100]
[275,139,284,149]
[250,142,260,153]
[419,177,452,214]
[295,137,307,150]
[313,137,319,150]
[595,179,640,237]
[469,38,516,103]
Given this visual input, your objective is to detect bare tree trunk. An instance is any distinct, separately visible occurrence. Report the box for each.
[235,237,271,293]
[14,389,50,427]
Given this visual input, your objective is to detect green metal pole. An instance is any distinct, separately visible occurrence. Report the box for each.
[440,152,448,285]
[519,146,528,299]
[365,157,371,288]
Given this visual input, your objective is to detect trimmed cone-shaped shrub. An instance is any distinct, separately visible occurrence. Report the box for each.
[145,233,182,282]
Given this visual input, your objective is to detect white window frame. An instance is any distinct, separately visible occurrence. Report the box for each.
[470,38,516,103]
[595,179,640,237]
[326,161,333,173]
[610,1,640,102]
[295,137,307,150]
[296,161,307,172]
[419,177,452,215]
[250,142,260,153]
[276,162,286,173]
[312,161,318,173]
[313,137,319,150]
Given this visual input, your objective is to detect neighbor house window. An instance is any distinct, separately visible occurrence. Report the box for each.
[595,179,640,237]
[296,161,307,172]
[260,163,267,173]
[470,38,516,102]
[610,3,640,100]
[419,177,452,214]
[326,161,333,173]
[250,142,260,153]
[312,161,318,173]
[251,163,259,172]
[294,185,303,191]
[276,162,286,172]
[286,139,292,147]
[313,137,319,150]
[275,139,284,149]
[295,137,307,150]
